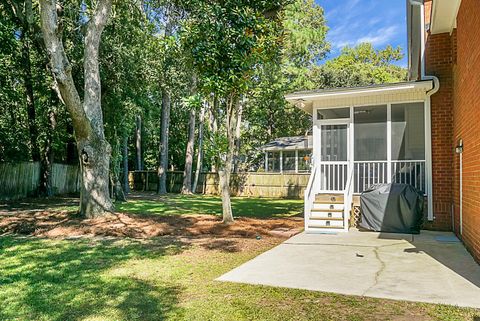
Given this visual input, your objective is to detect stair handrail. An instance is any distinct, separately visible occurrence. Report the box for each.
[343,165,355,231]
[304,164,319,230]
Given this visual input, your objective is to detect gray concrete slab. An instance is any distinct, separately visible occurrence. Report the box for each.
[217,230,480,309]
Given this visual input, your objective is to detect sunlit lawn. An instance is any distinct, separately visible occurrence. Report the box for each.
[117,193,304,218]
[0,195,478,320]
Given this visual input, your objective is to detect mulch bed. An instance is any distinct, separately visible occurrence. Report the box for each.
[0,197,303,245]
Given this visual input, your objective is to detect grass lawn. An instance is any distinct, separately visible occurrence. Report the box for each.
[117,193,304,218]
[0,194,478,321]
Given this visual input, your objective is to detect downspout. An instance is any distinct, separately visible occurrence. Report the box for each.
[410,0,440,221]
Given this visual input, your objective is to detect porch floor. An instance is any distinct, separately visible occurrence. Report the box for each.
[217,229,480,308]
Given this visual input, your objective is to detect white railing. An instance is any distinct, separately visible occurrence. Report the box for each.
[392,160,426,193]
[304,164,319,231]
[353,160,426,193]
[319,162,348,192]
[342,165,354,232]
[354,161,388,193]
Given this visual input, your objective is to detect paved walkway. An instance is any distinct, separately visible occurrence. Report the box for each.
[217,230,480,308]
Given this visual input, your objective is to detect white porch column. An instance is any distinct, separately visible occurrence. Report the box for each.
[295,150,299,173]
[279,151,283,173]
[387,103,392,183]
[264,151,268,172]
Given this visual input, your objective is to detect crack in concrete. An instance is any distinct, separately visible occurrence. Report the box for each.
[362,246,386,296]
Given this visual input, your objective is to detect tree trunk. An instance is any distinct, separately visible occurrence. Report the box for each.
[181,108,196,194]
[157,88,171,194]
[218,165,233,223]
[135,115,143,170]
[78,138,115,216]
[217,94,238,224]
[192,103,206,193]
[66,122,76,164]
[122,133,130,194]
[40,0,114,218]
[21,26,40,162]
[40,107,56,197]
[209,95,219,172]
[111,172,127,202]
[233,99,243,173]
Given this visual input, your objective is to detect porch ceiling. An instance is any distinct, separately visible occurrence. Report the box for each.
[285,80,434,114]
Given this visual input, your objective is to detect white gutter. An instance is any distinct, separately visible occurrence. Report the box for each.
[285,82,433,101]
[410,0,440,222]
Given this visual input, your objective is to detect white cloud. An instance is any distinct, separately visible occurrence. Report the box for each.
[356,25,400,46]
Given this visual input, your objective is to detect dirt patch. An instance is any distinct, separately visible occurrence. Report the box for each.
[0,196,303,252]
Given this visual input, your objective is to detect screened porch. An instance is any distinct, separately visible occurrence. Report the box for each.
[315,102,427,195]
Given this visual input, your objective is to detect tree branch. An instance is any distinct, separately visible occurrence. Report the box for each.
[83,0,112,139]
[39,0,91,139]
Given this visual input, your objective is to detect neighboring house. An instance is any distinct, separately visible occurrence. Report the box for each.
[285,0,480,262]
[261,136,312,173]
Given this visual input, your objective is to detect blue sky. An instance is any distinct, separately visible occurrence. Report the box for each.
[316,0,408,66]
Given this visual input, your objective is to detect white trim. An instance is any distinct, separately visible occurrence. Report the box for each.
[425,96,434,221]
[420,2,425,78]
[350,106,354,182]
[279,151,283,173]
[387,103,392,182]
[430,0,462,35]
[459,142,463,234]
[286,82,433,102]
[264,152,268,172]
[295,150,299,173]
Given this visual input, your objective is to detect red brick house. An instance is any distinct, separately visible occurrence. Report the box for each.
[285,0,480,263]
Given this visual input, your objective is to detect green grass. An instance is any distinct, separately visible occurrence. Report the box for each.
[0,235,478,321]
[0,196,479,320]
[117,194,304,218]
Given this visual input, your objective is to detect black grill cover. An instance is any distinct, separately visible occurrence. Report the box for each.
[360,183,424,234]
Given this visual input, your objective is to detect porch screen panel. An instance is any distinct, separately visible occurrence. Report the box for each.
[391,102,425,160]
[391,102,426,193]
[320,125,347,161]
[354,105,387,161]
[317,107,350,120]
[354,105,387,193]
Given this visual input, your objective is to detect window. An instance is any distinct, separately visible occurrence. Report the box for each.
[354,105,387,161]
[391,103,425,160]
[267,152,280,172]
[282,151,296,171]
[317,107,350,120]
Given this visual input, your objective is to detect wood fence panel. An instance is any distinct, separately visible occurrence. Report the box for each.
[0,162,40,200]
[128,171,309,199]
[51,163,80,194]
[0,162,80,200]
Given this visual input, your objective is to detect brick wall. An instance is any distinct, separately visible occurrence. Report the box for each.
[424,0,454,231]
[423,0,480,262]
[451,0,480,262]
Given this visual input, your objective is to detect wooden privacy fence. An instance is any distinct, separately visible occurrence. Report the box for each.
[129,171,310,199]
[0,162,80,200]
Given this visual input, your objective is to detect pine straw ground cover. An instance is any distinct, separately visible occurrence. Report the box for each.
[0,193,479,321]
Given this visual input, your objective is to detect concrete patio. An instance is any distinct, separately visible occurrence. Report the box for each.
[217,230,480,309]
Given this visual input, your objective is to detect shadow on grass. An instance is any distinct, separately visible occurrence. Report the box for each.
[0,236,188,320]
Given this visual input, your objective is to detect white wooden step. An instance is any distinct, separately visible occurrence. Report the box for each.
[312,203,344,211]
[306,226,346,234]
[310,210,343,219]
[315,193,344,203]
[308,218,344,228]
